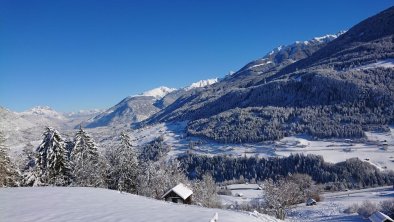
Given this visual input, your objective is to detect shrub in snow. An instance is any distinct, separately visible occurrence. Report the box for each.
[343,203,359,214]
[357,200,379,218]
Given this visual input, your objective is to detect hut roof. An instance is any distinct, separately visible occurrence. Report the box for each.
[162,183,193,200]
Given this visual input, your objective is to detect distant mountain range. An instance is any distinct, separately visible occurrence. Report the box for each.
[0,106,101,147]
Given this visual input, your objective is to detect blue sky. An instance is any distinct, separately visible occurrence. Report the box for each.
[1,0,393,112]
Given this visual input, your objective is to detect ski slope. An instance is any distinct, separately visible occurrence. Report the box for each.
[0,187,280,222]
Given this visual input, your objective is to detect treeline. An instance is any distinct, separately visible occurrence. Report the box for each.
[178,153,394,190]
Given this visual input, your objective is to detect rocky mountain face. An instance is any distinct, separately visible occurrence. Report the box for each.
[145,6,394,143]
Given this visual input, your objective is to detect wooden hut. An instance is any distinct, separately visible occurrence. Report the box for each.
[162,183,193,204]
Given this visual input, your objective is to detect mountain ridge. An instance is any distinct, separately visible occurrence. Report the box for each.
[144,6,394,143]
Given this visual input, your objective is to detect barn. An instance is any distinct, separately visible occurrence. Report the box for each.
[162,183,193,204]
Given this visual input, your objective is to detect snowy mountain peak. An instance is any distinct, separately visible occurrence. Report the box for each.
[184,78,218,91]
[23,106,61,116]
[136,86,177,99]
[312,31,346,43]
[19,106,66,121]
[265,31,346,59]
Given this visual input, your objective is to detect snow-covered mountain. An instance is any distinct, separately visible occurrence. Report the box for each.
[0,106,101,148]
[184,78,218,91]
[82,95,162,128]
[136,86,177,99]
[83,79,219,128]
[145,6,394,144]
[238,32,346,74]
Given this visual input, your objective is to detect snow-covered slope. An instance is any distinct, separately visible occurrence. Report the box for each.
[0,187,281,222]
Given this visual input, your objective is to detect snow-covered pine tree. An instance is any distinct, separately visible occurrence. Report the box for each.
[36,127,72,186]
[0,131,18,187]
[71,126,102,187]
[116,132,139,193]
[19,143,36,186]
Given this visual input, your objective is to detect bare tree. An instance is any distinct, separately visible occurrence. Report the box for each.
[192,173,221,208]
[261,178,304,220]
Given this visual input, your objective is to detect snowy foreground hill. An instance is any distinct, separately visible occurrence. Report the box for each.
[0,187,280,222]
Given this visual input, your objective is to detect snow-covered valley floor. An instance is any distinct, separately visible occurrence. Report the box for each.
[0,187,281,222]
[287,186,394,221]
[217,184,393,222]
[124,123,394,170]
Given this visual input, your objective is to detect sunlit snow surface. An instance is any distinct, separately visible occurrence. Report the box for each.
[287,186,394,222]
[217,184,393,222]
[0,187,280,222]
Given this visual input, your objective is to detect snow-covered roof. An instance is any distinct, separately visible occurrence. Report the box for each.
[369,211,393,222]
[162,183,193,200]
[226,184,261,190]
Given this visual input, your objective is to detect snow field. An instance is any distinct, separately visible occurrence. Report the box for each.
[0,187,281,222]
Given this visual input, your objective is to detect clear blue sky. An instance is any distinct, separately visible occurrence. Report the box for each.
[1,0,393,112]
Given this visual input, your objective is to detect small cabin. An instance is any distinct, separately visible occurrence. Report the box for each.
[369,211,393,222]
[306,198,317,206]
[162,183,193,204]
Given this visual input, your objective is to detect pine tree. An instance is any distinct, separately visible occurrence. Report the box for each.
[19,143,36,186]
[36,127,71,186]
[71,126,102,187]
[0,131,18,187]
[105,132,139,193]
